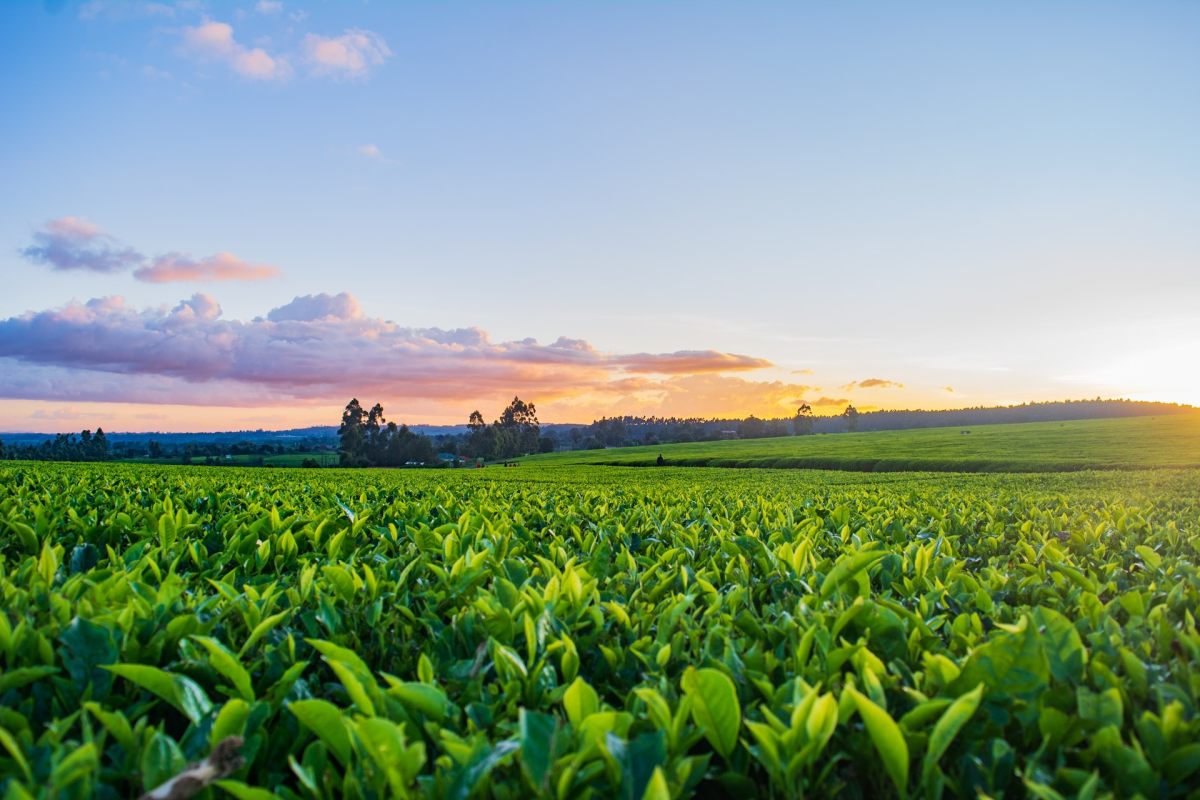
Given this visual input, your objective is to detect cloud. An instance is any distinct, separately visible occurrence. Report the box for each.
[811,396,852,407]
[357,143,400,165]
[618,351,772,374]
[21,216,281,284]
[20,217,144,273]
[943,385,955,393]
[181,20,290,80]
[0,294,783,411]
[134,252,281,283]
[255,0,283,14]
[303,29,391,78]
[266,292,362,322]
[842,378,904,390]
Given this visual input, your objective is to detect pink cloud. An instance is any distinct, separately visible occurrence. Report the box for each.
[0,294,782,410]
[842,377,904,390]
[134,252,281,283]
[181,21,289,80]
[21,216,283,284]
[303,29,391,78]
[618,350,772,374]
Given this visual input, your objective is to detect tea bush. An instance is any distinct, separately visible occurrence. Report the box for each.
[1,463,1198,798]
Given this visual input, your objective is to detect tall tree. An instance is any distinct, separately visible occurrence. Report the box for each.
[497,396,540,456]
[338,399,367,465]
[842,404,860,433]
[794,403,814,435]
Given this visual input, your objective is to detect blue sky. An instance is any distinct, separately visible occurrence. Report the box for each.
[1,1,1198,430]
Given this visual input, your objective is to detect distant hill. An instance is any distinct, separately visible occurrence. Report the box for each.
[526,414,1200,473]
[807,398,1194,433]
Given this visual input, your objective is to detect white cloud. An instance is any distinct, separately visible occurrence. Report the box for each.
[255,0,283,14]
[357,143,399,165]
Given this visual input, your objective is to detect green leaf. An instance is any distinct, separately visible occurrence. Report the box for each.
[417,653,434,685]
[0,726,31,783]
[606,730,667,800]
[847,686,909,798]
[1031,606,1087,683]
[386,680,450,721]
[444,740,519,800]
[238,610,289,657]
[1077,687,1123,729]
[141,732,186,792]
[819,549,886,600]
[563,676,600,727]
[922,683,983,783]
[1163,743,1200,784]
[215,780,281,800]
[326,659,376,717]
[288,699,352,766]
[193,636,256,702]
[354,717,425,796]
[951,616,1048,700]
[641,766,670,800]
[212,699,251,749]
[518,708,560,792]
[84,702,135,752]
[51,742,98,789]
[59,617,117,698]
[680,667,741,759]
[1134,546,1162,570]
[0,666,58,693]
[105,664,213,724]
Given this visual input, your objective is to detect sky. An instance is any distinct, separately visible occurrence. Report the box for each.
[1,0,1198,432]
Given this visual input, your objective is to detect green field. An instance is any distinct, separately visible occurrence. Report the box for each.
[120,451,337,468]
[527,414,1200,472]
[1,460,1199,798]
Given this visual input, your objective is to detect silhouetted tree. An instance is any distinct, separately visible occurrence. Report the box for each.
[338,399,368,466]
[337,398,434,467]
[794,403,814,435]
[842,404,860,432]
[497,396,540,456]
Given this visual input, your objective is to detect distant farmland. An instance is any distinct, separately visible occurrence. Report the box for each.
[524,414,1200,472]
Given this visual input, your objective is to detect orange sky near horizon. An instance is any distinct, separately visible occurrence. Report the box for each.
[0,384,1167,435]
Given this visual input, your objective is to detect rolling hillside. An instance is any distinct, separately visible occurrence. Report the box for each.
[524,413,1200,472]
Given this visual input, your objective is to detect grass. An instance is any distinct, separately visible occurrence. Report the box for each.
[523,413,1200,472]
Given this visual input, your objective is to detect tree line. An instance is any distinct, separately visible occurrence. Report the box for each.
[336,396,549,466]
[0,429,111,462]
[336,399,437,467]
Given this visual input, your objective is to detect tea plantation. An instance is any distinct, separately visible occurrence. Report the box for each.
[1,462,1199,798]
[525,414,1200,472]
